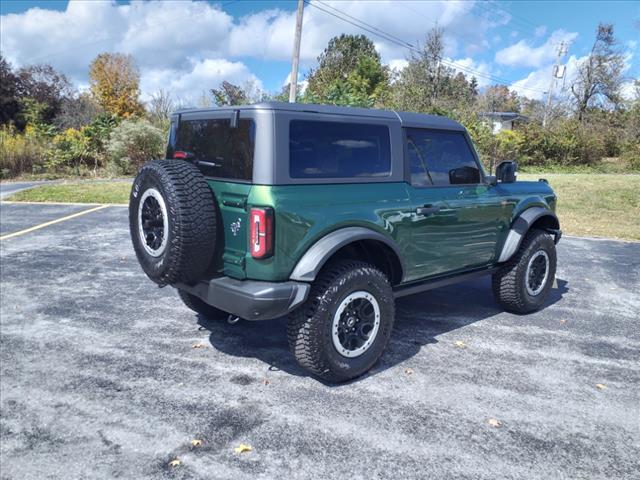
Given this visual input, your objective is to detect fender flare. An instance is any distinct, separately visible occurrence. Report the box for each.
[289,227,405,282]
[498,207,560,263]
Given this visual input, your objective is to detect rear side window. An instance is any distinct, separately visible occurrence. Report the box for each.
[405,128,480,186]
[168,118,255,180]
[289,120,391,179]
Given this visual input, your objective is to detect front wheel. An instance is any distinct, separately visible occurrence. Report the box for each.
[287,260,395,382]
[492,228,557,314]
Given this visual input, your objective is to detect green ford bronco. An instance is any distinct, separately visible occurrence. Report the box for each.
[129,102,561,382]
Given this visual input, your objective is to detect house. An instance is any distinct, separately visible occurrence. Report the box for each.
[478,112,529,134]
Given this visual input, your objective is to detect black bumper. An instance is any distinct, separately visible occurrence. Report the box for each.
[175,277,310,320]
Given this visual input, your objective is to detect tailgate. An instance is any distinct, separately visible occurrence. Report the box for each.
[207,180,252,279]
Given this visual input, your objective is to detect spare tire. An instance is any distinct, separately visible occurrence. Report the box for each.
[129,160,217,286]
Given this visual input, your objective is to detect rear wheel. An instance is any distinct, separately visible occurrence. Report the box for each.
[492,229,557,313]
[287,260,395,382]
[177,289,227,320]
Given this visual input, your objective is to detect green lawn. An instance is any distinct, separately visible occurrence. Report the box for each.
[520,173,640,241]
[6,181,131,204]
[5,174,640,240]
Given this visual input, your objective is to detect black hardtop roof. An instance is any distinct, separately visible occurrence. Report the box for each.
[173,102,465,131]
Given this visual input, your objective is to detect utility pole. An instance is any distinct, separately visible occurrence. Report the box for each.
[289,0,305,103]
[543,41,568,127]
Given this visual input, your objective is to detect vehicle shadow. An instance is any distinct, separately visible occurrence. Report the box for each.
[197,276,569,384]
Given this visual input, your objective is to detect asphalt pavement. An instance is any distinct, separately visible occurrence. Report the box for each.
[0,202,639,479]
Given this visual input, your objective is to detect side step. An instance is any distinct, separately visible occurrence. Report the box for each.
[393,266,497,299]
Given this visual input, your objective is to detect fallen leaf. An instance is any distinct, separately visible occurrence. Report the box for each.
[454,341,467,349]
[262,378,270,385]
[191,439,202,447]
[596,383,607,390]
[404,368,414,375]
[168,459,181,467]
[191,343,205,349]
[234,443,253,454]
[487,418,502,428]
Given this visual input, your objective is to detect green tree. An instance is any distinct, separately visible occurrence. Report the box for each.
[0,55,21,125]
[89,53,144,118]
[390,27,476,114]
[305,34,389,106]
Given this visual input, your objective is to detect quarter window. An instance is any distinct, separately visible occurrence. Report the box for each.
[405,128,481,186]
[290,120,391,179]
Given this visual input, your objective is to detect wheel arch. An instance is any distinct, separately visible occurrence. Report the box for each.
[289,227,405,285]
[498,207,560,263]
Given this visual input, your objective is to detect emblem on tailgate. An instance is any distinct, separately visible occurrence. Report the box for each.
[230,218,242,236]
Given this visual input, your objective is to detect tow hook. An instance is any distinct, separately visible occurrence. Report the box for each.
[227,315,241,325]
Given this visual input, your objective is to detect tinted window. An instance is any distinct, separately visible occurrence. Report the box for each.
[290,120,391,179]
[405,129,481,186]
[168,118,255,180]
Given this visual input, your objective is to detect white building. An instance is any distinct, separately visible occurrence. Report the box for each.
[478,112,529,134]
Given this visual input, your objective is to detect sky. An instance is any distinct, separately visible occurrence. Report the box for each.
[1,0,638,104]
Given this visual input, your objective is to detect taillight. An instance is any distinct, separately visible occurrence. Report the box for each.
[173,151,188,159]
[250,207,274,259]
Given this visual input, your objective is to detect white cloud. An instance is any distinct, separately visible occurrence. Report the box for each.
[1,0,503,96]
[495,29,578,68]
[534,25,547,37]
[140,58,262,103]
[446,57,493,88]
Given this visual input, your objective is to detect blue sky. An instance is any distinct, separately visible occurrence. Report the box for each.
[1,0,638,103]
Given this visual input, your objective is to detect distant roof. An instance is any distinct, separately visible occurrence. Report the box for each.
[478,111,529,121]
[173,102,465,131]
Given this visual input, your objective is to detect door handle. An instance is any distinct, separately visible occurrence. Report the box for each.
[415,205,441,216]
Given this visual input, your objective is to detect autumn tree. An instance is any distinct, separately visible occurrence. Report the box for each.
[571,23,625,121]
[89,53,143,118]
[478,85,521,113]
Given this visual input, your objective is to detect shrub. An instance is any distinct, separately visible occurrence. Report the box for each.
[0,124,49,178]
[106,119,165,175]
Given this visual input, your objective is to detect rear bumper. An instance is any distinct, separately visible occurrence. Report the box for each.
[175,277,310,321]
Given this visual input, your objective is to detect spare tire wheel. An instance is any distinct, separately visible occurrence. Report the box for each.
[129,159,218,286]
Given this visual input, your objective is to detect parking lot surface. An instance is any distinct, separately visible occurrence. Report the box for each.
[1,202,639,479]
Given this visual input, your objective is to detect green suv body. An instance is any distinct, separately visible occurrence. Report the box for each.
[129,102,561,381]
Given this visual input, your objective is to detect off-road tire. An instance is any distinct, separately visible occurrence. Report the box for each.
[129,160,217,286]
[287,260,395,382]
[177,289,227,320]
[492,228,556,314]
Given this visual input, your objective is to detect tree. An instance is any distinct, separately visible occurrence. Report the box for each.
[147,89,174,129]
[210,80,265,106]
[54,92,101,130]
[0,55,21,125]
[17,63,73,124]
[89,53,144,118]
[479,85,521,113]
[305,34,389,106]
[210,81,248,106]
[571,23,625,121]
[391,27,476,114]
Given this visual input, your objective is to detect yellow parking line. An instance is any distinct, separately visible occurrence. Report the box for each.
[0,205,110,241]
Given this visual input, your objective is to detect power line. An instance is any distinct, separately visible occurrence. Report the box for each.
[306,0,547,94]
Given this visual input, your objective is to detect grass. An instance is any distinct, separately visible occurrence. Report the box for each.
[4,174,640,241]
[520,173,640,241]
[6,181,131,204]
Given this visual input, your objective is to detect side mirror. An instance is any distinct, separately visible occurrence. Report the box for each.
[495,160,518,183]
